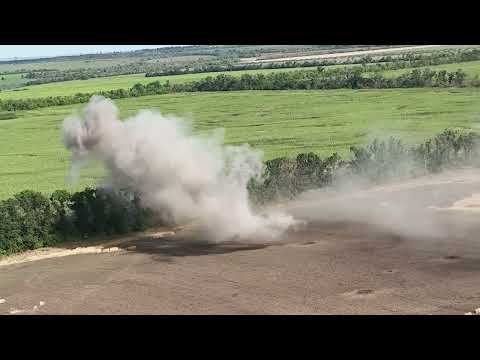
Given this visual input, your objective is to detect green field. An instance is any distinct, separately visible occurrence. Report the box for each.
[1,88,480,199]
[2,59,480,101]
[0,66,331,100]
[0,73,29,90]
[383,60,480,78]
[0,55,216,73]
[0,58,137,73]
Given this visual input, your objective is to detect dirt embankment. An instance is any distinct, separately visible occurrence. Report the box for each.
[0,227,180,267]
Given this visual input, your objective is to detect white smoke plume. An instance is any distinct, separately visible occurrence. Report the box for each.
[63,96,297,242]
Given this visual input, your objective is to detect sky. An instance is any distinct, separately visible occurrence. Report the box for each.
[0,45,179,60]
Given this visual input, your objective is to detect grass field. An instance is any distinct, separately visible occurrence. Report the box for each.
[383,60,480,78]
[2,59,480,101]
[0,58,137,73]
[1,88,480,199]
[0,73,29,90]
[0,55,216,73]
[0,66,325,100]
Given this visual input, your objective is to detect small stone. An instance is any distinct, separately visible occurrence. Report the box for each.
[126,245,137,251]
[39,301,45,307]
[465,312,473,315]
[357,289,374,295]
[475,308,480,314]
[9,308,25,314]
[33,305,38,311]
[0,299,5,304]
[102,247,120,253]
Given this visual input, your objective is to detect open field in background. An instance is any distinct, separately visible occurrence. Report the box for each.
[0,66,322,100]
[0,73,29,90]
[4,58,480,101]
[0,55,216,73]
[1,88,480,199]
[382,60,480,78]
[3,53,480,101]
[242,45,445,63]
[0,45,404,74]
[0,58,137,72]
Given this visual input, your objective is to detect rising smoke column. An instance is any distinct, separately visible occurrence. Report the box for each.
[63,96,296,242]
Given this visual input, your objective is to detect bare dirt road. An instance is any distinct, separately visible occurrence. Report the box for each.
[242,45,442,63]
[1,168,480,315]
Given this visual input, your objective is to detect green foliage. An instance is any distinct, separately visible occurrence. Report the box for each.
[3,88,480,200]
[70,187,149,237]
[0,187,151,255]
[248,152,343,204]
[24,46,478,86]
[0,67,470,112]
[0,111,16,120]
[412,129,480,172]
[250,129,480,204]
[0,190,60,255]
[50,189,75,239]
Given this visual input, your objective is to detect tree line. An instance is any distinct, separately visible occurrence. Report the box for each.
[0,187,150,256]
[0,67,469,112]
[2,128,478,256]
[248,129,480,204]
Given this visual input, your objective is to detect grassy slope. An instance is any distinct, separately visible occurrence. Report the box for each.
[1,88,480,199]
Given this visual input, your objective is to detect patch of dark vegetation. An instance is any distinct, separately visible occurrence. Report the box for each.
[0,112,17,120]
[445,255,461,260]
[0,188,152,256]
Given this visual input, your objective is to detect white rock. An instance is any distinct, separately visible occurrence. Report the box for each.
[33,305,38,311]
[102,247,120,253]
[0,299,5,304]
[39,301,45,307]
[465,312,474,315]
[9,308,25,314]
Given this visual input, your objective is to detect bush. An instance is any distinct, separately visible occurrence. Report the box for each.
[0,187,152,256]
[70,187,149,238]
[249,129,480,205]
[0,191,61,255]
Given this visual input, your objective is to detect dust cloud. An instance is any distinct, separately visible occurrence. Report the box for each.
[63,96,298,242]
[287,168,480,242]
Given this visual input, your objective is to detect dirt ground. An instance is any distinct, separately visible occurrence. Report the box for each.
[1,168,480,315]
[241,45,442,63]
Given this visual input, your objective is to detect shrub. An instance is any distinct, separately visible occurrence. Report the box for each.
[69,187,150,237]
[0,191,61,255]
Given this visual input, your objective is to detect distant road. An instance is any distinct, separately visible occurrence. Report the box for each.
[243,45,443,63]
